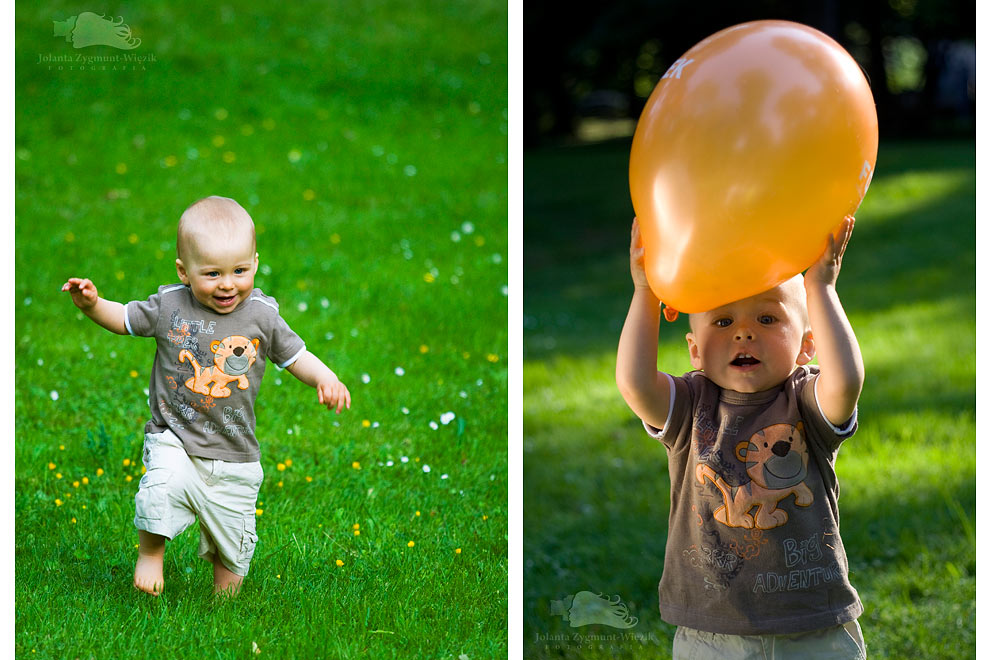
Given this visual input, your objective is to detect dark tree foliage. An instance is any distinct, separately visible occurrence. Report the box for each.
[524,0,974,146]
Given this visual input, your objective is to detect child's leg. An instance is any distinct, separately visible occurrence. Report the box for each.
[212,554,244,596]
[133,530,167,596]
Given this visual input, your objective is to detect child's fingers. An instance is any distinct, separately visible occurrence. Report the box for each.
[630,218,642,249]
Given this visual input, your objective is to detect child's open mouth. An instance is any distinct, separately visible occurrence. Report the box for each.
[730,354,761,368]
[214,295,237,307]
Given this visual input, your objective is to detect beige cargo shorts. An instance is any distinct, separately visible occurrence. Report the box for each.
[133,428,264,577]
[673,620,866,659]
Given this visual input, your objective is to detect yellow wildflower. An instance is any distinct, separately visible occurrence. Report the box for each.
[407,541,415,548]
[335,559,344,567]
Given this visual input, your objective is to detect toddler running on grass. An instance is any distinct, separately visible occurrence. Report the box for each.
[62,195,351,596]
[616,216,867,658]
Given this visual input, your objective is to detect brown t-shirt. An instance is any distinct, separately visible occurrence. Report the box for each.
[126,284,306,462]
[644,365,863,635]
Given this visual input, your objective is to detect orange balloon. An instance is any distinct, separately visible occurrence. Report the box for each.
[629,20,878,313]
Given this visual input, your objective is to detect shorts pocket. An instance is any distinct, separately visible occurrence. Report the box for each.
[134,469,172,521]
[237,517,259,565]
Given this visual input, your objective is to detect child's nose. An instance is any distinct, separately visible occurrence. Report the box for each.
[735,325,754,340]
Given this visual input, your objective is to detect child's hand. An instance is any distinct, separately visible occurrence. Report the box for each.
[317,378,351,414]
[61,277,100,310]
[629,218,650,289]
[806,216,854,287]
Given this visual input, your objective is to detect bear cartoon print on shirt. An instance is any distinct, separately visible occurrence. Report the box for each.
[696,422,813,530]
[178,335,260,398]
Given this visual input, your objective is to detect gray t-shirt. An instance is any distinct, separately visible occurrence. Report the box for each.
[126,284,306,462]
[645,365,863,635]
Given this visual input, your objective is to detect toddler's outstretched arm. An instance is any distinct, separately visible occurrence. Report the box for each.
[616,218,673,430]
[804,216,864,426]
[286,351,352,414]
[61,277,128,335]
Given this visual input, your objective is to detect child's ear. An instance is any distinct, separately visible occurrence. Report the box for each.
[686,332,703,370]
[175,259,190,285]
[796,330,816,366]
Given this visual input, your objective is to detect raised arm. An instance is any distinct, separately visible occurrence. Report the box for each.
[61,277,128,335]
[804,216,864,426]
[285,350,352,414]
[616,219,673,430]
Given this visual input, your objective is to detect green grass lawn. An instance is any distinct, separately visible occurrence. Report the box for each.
[16,1,506,658]
[523,138,975,659]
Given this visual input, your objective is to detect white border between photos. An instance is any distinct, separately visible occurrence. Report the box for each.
[508,1,522,657]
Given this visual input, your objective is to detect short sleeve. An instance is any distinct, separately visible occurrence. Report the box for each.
[795,368,857,450]
[643,372,696,449]
[125,293,161,337]
[268,313,306,369]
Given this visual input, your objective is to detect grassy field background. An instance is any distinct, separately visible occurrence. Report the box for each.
[523,138,975,658]
[15,1,507,658]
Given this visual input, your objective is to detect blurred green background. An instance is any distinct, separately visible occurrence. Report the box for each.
[16,2,507,658]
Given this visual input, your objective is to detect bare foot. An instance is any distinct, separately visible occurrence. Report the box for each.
[212,555,244,597]
[134,531,166,596]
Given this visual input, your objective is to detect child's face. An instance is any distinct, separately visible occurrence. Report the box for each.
[175,229,258,314]
[685,278,814,393]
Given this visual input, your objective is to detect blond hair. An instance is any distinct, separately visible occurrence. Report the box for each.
[177,196,256,262]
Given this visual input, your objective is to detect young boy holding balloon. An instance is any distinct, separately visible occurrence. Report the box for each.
[615,215,867,657]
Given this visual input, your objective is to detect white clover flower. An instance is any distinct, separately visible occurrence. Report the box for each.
[451,231,461,242]
[422,465,431,473]
[440,412,456,425]
[461,221,475,234]
[386,460,394,467]
[50,390,59,401]
[429,421,439,430]
[441,474,449,480]
[297,302,308,312]
[362,374,371,384]
[394,367,405,376]
[401,456,409,463]
[401,407,410,415]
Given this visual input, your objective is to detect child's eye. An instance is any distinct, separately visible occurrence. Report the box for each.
[758,315,775,325]
[234,268,245,274]
[714,318,732,328]
[206,271,220,278]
